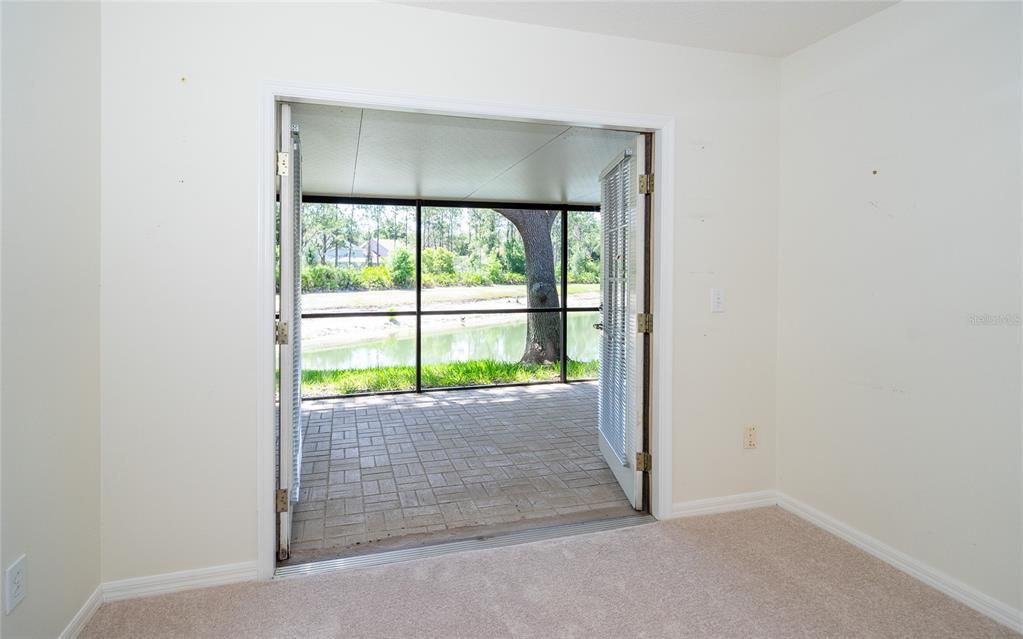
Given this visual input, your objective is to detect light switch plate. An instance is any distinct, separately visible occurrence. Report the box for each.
[711,288,724,313]
[5,554,26,614]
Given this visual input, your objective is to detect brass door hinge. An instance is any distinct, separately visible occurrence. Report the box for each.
[635,451,652,472]
[277,152,290,177]
[276,488,289,513]
[639,173,654,194]
[637,313,653,334]
[274,320,289,345]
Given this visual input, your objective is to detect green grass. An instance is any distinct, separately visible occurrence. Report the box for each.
[300,359,599,396]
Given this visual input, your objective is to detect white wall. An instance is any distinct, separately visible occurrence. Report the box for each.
[99,2,779,580]
[4,1,1019,630]
[1,3,102,637]
[778,1,1022,612]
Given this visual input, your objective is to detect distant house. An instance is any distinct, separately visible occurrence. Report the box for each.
[363,238,399,265]
[320,239,401,267]
[321,245,366,266]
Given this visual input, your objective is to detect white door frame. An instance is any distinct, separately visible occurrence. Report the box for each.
[256,81,676,579]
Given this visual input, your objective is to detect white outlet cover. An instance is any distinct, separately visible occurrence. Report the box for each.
[5,554,26,614]
[743,427,758,449]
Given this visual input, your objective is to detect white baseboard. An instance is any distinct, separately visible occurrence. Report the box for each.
[775,492,1023,634]
[61,497,1023,636]
[59,585,103,639]
[102,561,258,603]
[58,562,258,637]
[670,489,778,518]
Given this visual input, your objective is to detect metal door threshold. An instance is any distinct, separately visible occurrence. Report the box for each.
[274,514,654,579]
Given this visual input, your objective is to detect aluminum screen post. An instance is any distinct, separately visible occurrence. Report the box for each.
[560,208,568,383]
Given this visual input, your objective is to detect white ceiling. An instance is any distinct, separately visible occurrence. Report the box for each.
[293,103,639,204]
[402,1,896,57]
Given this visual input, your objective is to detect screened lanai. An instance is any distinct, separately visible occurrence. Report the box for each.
[275,102,650,565]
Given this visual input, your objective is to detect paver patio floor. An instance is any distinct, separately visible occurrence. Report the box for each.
[285,382,635,564]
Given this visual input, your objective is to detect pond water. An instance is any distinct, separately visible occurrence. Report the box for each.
[302,311,601,370]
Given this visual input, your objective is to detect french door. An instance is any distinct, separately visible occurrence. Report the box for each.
[597,134,650,511]
[277,103,303,560]
[274,101,651,558]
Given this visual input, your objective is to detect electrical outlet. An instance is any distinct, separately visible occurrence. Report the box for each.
[743,426,758,450]
[5,554,26,614]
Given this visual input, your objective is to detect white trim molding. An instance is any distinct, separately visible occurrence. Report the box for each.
[256,81,678,577]
[102,561,258,603]
[59,586,103,639]
[776,493,1023,635]
[670,490,778,518]
[58,563,259,637]
[61,494,1021,636]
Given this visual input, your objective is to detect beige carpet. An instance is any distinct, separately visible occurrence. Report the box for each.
[82,507,1020,638]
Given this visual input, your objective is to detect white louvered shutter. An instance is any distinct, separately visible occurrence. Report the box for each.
[597,140,644,510]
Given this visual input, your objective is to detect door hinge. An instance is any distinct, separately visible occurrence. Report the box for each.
[277,152,290,177]
[637,313,653,334]
[639,173,654,194]
[274,320,289,345]
[276,488,289,513]
[635,451,652,472]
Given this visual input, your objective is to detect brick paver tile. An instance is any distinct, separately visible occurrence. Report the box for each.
[291,383,630,560]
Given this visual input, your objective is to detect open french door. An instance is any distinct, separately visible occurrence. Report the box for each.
[277,103,303,560]
[597,134,650,511]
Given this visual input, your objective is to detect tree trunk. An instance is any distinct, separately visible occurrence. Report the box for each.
[333,211,340,267]
[496,209,560,364]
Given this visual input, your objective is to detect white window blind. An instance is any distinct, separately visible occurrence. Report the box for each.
[288,127,304,501]
[598,151,636,466]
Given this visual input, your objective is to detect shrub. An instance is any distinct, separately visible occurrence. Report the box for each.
[360,265,393,290]
[484,252,504,283]
[422,247,456,275]
[459,272,491,287]
[568,270,599,285]
[435,273,458,287]
[301,264,362,291]
[389,248,415,288]
[502,238,525,275]
[570,252,601,284]
[338,268,363,289]
[421,272,458,288]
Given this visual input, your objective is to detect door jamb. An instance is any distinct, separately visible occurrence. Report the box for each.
[256,82,676,580]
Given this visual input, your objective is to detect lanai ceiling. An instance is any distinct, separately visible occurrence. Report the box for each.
[291,103,639,205]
